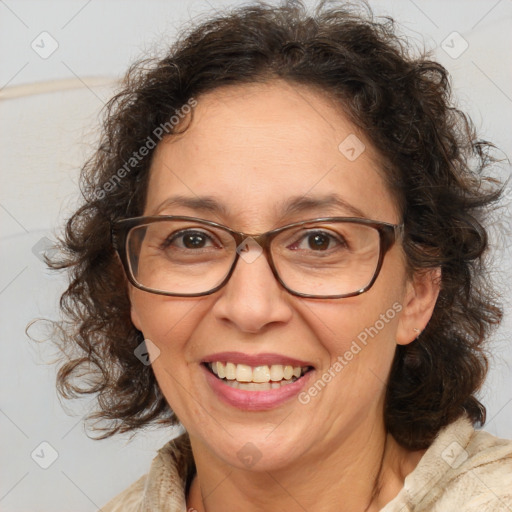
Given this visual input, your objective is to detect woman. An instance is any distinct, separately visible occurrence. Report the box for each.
[51,1,512,510]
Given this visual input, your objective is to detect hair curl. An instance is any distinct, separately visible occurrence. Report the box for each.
[48,0,503,449]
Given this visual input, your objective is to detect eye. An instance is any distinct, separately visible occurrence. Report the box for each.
[163,229,218,250]
[289,230,346,251]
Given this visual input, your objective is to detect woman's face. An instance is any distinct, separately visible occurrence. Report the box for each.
[130,80,426,471]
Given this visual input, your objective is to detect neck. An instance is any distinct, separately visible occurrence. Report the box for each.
[186,420,425,512]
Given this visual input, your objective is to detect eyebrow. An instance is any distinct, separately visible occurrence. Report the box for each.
[152,193,368,219]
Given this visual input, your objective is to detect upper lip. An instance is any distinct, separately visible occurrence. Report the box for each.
[201,351,315,368]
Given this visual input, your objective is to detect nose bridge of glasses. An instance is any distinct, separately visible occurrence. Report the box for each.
[230,229,274,268]
[225,223,271,251]
[224,230,284,294]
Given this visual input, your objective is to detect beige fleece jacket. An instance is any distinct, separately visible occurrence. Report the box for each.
[102,416,512,511]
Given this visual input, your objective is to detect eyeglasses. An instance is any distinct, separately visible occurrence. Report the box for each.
[111,215,403,299]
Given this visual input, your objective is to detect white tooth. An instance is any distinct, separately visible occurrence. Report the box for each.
[213,361,306,383]
[252,365,271,383]
[269,364,284,381]
[220,374,298,389]
[241,382,272,391]
[236,364,253,382]
[225,362,236,380]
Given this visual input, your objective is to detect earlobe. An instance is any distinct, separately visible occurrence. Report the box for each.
[130,303,143,332]
[396,267,441,346]
[128,284,144,332]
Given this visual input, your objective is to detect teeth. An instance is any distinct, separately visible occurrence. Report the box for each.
[252,365,271,383]
[236,364,253,382]
[225,362,236,380]
[269,364,283,381]
[208,361,309,383]
[223,380,297,390]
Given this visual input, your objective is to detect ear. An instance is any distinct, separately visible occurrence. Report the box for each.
[396,267,441,346]
[115,252,144,332]
[131,305,143,332]
[129,289,144,332]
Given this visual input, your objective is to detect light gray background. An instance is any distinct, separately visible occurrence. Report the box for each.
[1,0,511,510]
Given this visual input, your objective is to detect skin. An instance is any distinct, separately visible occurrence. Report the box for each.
[130,80,440,511]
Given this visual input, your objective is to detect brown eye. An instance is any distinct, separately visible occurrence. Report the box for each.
[162,229,217,250]
[288,230,346,252]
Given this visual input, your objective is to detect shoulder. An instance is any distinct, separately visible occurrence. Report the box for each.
[101,431,194,512]
[383,416,512,511]
[101,474,147,512]
[443,425,512,510]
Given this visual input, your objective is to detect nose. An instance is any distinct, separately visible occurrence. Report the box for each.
[210,244,294,333]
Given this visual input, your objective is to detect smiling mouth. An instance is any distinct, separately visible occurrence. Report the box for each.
[203,361,314,390]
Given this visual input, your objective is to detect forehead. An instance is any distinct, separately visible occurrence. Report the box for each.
[145,80,399,229]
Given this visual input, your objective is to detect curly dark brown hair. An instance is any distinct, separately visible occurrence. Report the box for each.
[49,0,504,449]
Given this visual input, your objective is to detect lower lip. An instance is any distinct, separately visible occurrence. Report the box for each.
[201,364,314,411]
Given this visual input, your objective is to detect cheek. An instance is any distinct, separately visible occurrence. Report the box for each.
[309,304,402,412]
[298,267,406,375]
[129,291,207,359]
[307,299,400,356]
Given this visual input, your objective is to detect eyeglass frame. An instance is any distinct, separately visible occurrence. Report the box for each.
[111,215,404,299]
